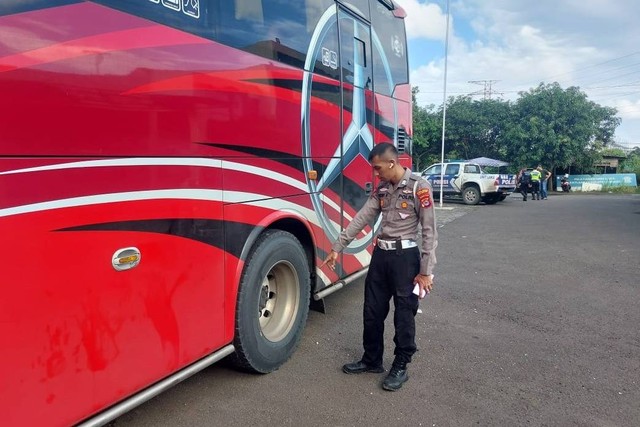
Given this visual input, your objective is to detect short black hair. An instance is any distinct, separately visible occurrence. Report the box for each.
[368,142,398,161]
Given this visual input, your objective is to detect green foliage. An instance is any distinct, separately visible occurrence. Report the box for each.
[411,87,441,170]
[620,147,640,182]
[600,147,627,157]
[600,184,639,194]
[411,82,622,174]
[441,96,513,161]
[504,83,619,172]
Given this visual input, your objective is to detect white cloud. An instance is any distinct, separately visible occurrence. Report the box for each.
[401,0,640,146]
[397,0,449,41]
[616,99,640,120]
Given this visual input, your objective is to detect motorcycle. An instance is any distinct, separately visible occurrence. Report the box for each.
[560,175,571,192]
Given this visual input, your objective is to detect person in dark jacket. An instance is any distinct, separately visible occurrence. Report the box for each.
[518,168,532,201]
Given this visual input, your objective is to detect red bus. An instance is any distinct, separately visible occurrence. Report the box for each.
[0,0,413,425]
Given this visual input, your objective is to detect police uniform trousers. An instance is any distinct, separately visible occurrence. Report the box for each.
[531,181,540,199]
[361,245,420,368]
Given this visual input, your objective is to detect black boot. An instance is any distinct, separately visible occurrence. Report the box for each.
[382,363,409,391]
[342,360,384,374]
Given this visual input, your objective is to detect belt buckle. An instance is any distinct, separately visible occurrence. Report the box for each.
[378,240,391,250]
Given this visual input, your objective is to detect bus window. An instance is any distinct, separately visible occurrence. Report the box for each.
[371,1,408,96]
[339,12,372,90]
[234,0,263,21]
[92,0,215,40]
[0,0,79,16]
[217,0,336,71]
[340,0,370,20]
[307,4,341,80]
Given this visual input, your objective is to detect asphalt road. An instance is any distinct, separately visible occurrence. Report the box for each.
[108,193,640,427]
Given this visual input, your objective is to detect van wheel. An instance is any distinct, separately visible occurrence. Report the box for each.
[232,230,310,373]
[463,187,481,205]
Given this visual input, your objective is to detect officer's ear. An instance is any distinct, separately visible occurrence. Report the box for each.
[388,160,394,169]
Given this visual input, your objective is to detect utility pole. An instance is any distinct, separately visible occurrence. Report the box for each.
[468,80,502,100]
[438,0,450,208]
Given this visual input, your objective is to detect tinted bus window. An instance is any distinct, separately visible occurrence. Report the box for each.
[338,0,370,20]
[0,0,80,16]
[370,1,408,96]
[92,0,339,76]
[92,0,215,39]
[217,0,335,71]
[339,12,372,90]
[307,3,340,81]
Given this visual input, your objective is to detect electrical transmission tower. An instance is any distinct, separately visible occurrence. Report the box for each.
[468,80,503,99]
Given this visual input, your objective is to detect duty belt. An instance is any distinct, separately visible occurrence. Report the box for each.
[377,239,418,251]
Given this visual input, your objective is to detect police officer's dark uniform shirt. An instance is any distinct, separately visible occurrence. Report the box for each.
[331,168,438,275]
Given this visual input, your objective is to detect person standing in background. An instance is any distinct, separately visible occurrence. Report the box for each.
[517,168,531,201]
[537,165,551,199]
[530,167,542,200]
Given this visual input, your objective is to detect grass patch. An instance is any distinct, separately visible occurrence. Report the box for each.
[599,184,639,194]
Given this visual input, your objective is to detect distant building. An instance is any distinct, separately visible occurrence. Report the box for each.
[594,153,626,174]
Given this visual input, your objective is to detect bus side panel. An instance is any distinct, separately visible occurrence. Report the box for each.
[0,160,227,426]
[0,3,307,159]
[373,91,412,146]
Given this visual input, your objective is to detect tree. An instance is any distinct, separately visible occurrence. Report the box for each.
[504,83,620,173]
[411,87,441,170]
[620,147,640,183]
[440,96,512,161]
[410,82,621,175]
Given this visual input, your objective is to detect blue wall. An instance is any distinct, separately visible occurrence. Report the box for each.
[556,174,637,191]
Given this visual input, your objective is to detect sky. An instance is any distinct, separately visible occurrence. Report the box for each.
[396,0,640,150]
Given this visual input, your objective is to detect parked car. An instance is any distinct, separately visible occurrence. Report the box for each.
[421,161,516,205]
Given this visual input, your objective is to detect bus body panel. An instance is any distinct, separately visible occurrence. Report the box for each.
[0,1,412,424]
[0,158,228,426]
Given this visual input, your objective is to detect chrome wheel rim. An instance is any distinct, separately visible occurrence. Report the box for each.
[258,261,300,342]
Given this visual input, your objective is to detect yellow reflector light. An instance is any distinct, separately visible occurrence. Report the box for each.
[118,255,139,264]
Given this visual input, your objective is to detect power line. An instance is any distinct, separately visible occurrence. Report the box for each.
[524,50,640,86]
[467,80,503,99]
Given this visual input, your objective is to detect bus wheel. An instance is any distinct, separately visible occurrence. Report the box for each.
[232,230,310,373]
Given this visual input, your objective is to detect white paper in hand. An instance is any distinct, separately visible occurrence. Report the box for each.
[413,274,434,298]
[412,283,426,298]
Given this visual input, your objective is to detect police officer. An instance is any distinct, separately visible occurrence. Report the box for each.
[530,167,542,200]
[321,142,437,392]
[518,168,531,201]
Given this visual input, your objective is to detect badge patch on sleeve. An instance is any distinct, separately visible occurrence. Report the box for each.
[416,188,432,208]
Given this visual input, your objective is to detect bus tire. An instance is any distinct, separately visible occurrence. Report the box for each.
[232,230,310,373]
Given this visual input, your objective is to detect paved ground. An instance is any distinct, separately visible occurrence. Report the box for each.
[108,193,640,427]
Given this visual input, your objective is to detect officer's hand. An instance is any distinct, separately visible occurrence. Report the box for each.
[413,274,433,299]
[320,250,338,270]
